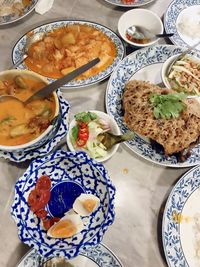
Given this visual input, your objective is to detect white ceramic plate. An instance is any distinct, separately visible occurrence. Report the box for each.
[66,110,121,162]
[164,0,200,50]
[104,0,155,7]
[0,91,70,162]
[162,165,200,267]
[106,44,200,167]
[12,20,125,89]
[17,243,123,267]
[0,0,38,26]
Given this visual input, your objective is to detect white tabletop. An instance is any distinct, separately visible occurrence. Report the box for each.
[0,0,188,266]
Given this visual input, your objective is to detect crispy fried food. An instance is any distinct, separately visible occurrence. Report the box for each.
[122,80,200,155]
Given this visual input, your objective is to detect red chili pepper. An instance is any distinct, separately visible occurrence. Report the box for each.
[76,138,87,147]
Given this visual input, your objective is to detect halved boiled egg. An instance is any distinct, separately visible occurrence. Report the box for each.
[73,193,100,216]
[47,212,84,238]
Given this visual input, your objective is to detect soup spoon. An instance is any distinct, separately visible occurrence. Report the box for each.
[126,25,174,41]
[9,32,45,70]
[0,57,100,104]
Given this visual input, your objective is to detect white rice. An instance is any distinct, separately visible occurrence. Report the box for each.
[177,14,200,39]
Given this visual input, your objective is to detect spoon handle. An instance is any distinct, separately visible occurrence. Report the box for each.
[156,33,174,38]
[25,57,100,104]
[8,55,28,70]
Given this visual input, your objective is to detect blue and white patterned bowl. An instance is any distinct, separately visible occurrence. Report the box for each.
[17,243,123,267]
[164,0,200,50]
[106,44,200,167]
[12,20,125,89]
[0,91,69,162]
[11,150,116,259]
[0,0,38,26]
[103,0,155,7]
[162,165,200,267]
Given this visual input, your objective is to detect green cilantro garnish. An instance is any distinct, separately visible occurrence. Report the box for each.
[149,92,187,119]
[74,111,97,123]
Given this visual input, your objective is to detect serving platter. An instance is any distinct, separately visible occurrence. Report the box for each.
[0,91,69,162]
[0,0,38,26]
[164,0,200,50]
[162,165,200,267]
[17,243,123,267]
[106,44,200,168]
[103,0,155,7]
[11,150,116,259]
[12,19,125,89]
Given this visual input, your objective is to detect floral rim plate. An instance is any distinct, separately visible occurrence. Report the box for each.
[162,165,200,267]
[103,0,155,7]
[0,0,38,26]
[12,19,125,89]
[11,150,116,259]
[106,44,200,167]
[164,0,200,50]
[0,91,69,162]
[17,243,123,267]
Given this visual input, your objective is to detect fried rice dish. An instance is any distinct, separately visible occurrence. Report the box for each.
[122,80,200,158]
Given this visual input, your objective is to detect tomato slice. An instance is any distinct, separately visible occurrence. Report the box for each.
[43,217,60,230]
[36,175,51,191]
[35,209,48,220]
[28,189,51,212]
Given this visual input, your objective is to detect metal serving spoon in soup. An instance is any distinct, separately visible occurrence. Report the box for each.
[1,57,100,104]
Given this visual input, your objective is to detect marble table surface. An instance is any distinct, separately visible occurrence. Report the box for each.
[0,0,190,266]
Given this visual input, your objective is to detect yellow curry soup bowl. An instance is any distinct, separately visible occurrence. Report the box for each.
[0,69,59,152]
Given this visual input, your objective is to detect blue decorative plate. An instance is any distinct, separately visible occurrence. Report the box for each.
[12,20,125,89]
[106,44,200,167]
[11,150,116,260]
[164,0,200,50]
[162,165,200,267]
[0,91,69,162]
[0,0,38,26]
[103,0,155,7]
[17,243,123,267]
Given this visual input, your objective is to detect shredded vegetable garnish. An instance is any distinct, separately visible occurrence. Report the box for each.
[167,55,200,94]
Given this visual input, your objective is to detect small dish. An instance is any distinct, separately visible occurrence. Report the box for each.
[161,53,200,93]
[118,9,163,48]
[66,110,121,162]
[0,0,38,26]
[11,150,116,259]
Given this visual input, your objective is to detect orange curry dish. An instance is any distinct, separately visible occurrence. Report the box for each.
[0,75,56,146]
[25,24,117,79]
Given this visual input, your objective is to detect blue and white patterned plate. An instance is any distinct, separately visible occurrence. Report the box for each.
[11,150,116,260]
[162,165,200,267]
[0,0,38,26]
[164,0,200,50]
[0,91,69,162]
[103,0,155,7]
[106,44,200,167]
[17,243,123,267]
[12,20,125,89]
